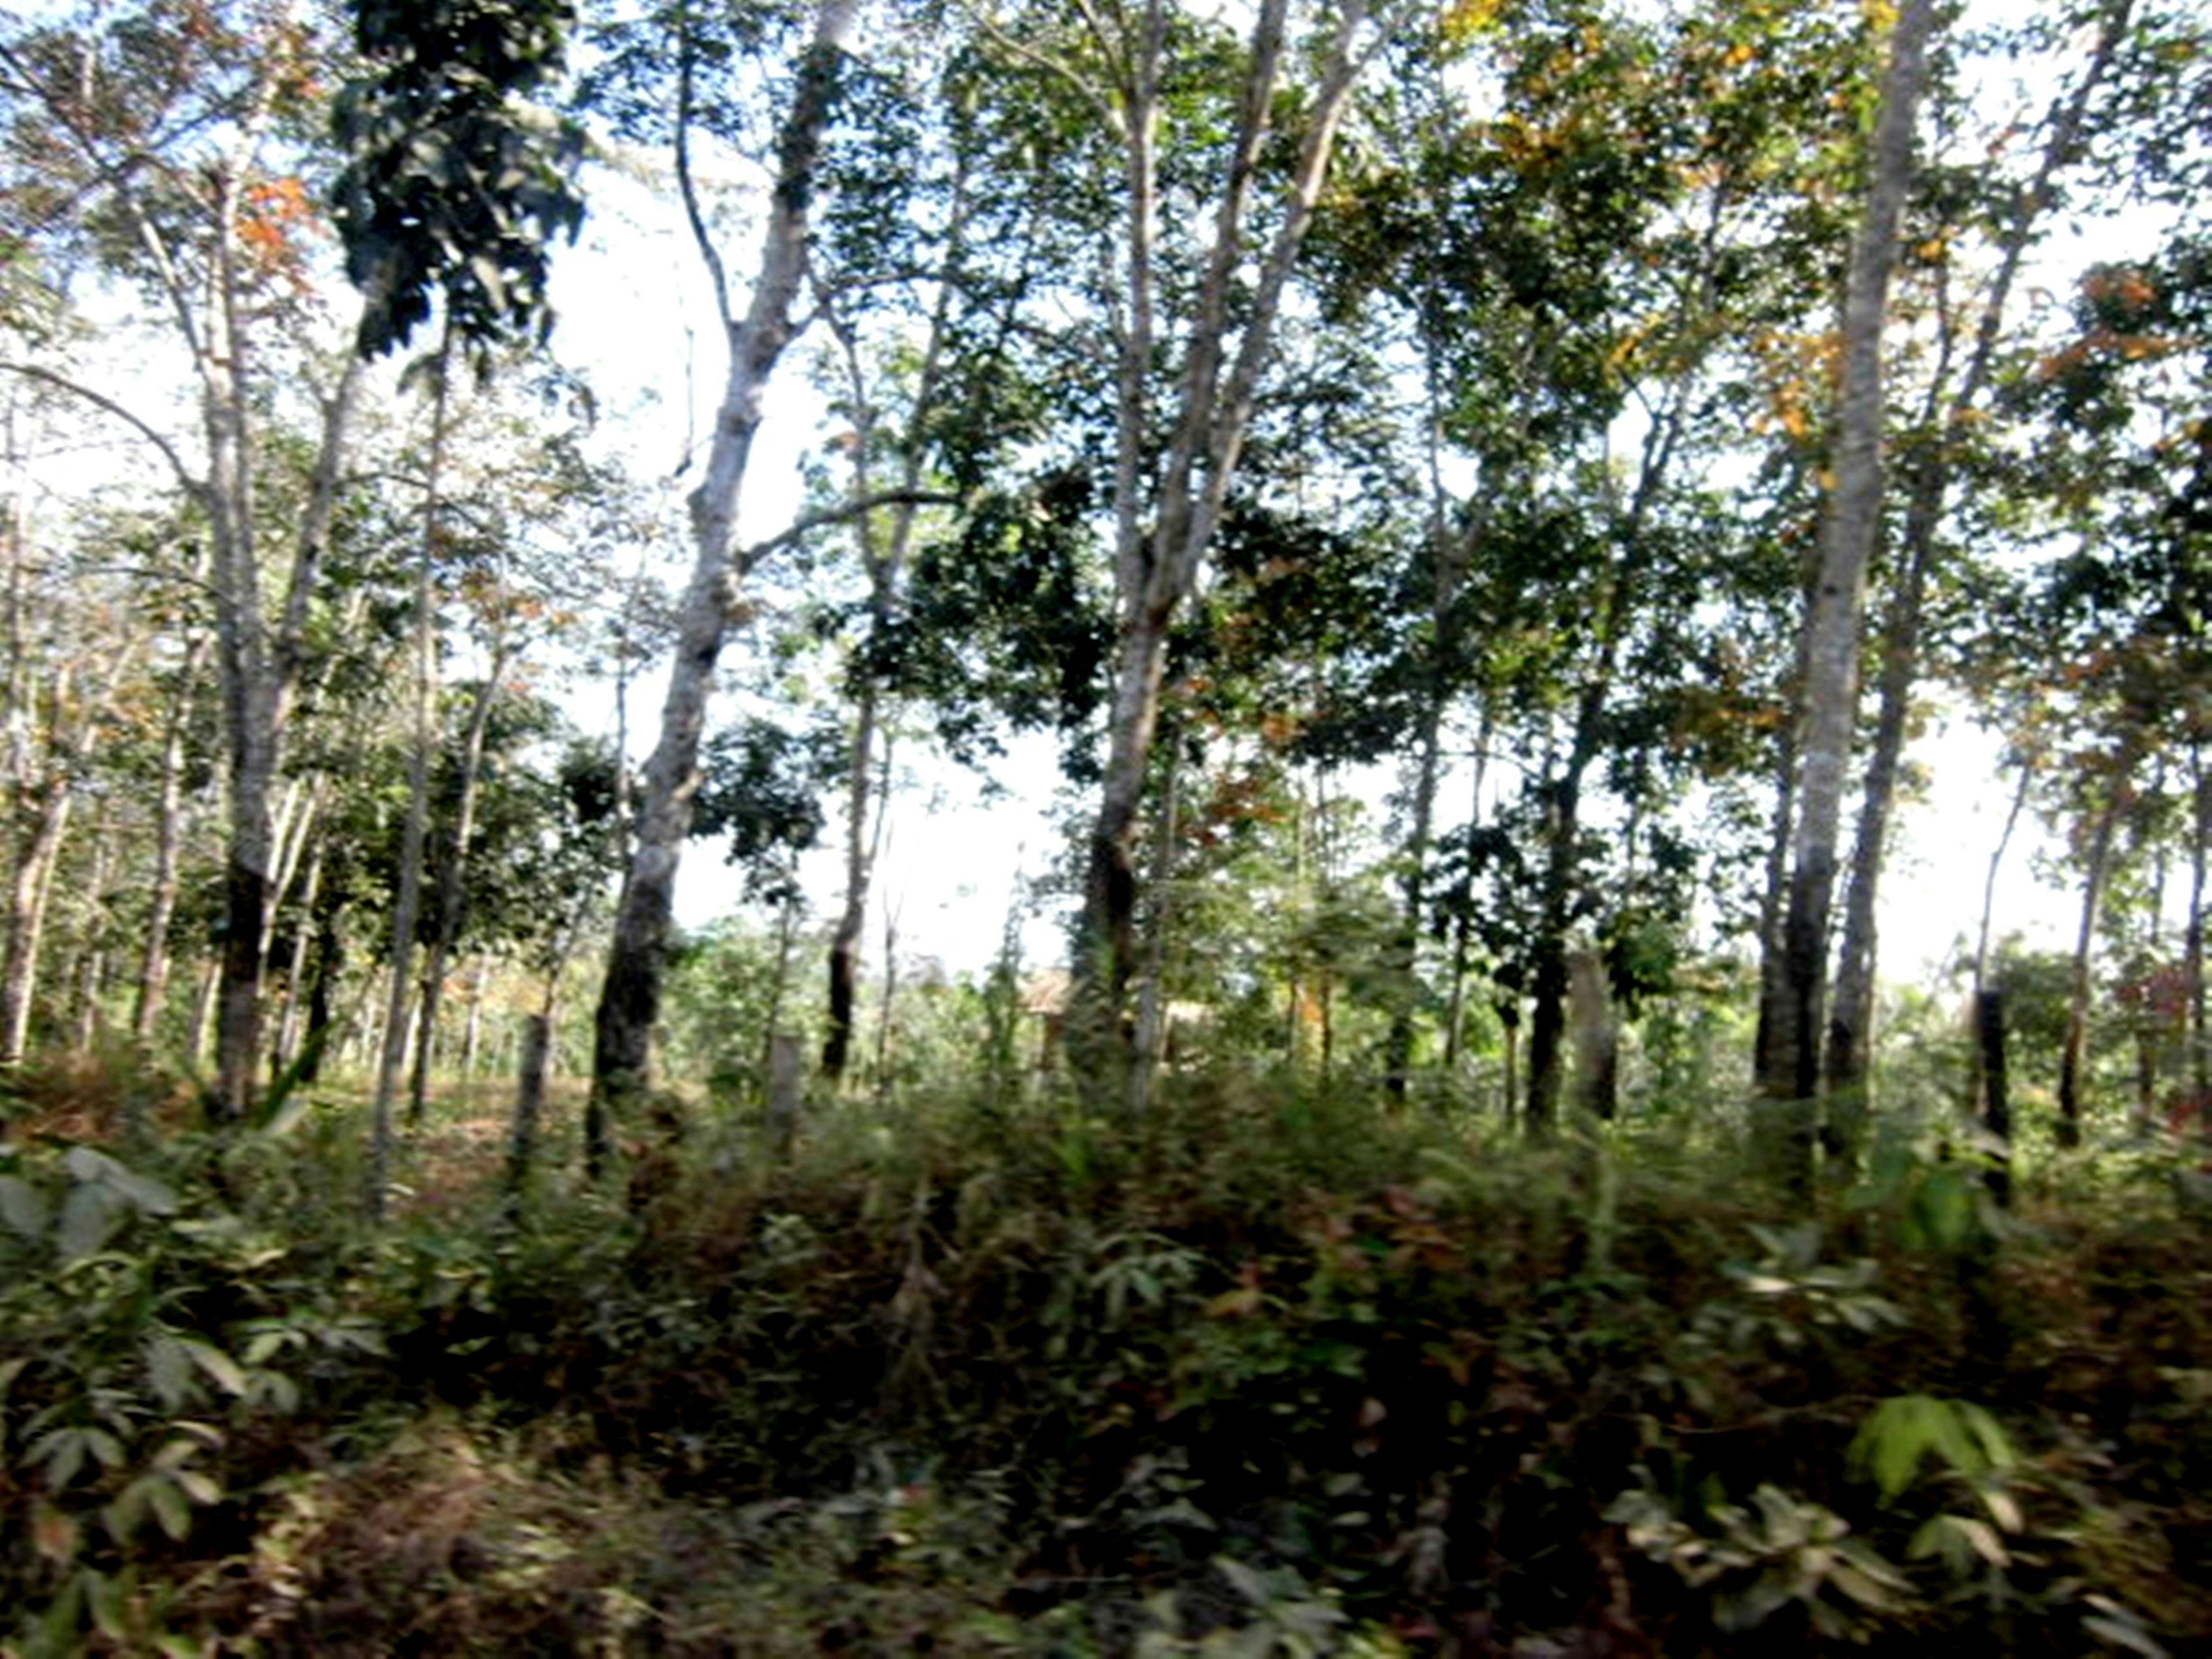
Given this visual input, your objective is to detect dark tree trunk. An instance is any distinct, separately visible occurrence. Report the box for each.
[1978,988,2011,1208]
[2059,778,2128,1150]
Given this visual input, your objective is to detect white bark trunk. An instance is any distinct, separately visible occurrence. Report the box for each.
[588,0,864,1165]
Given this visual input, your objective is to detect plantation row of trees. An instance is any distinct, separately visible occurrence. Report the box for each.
[1,0,2207,1188]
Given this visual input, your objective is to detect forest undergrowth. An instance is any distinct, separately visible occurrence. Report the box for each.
[2,1054,2209,1657]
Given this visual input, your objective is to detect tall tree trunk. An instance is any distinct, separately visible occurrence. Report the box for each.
[824,680,880,1082]
[816,150,978,1082]
[410,642,513,1122]
[2059,770,2130,1150]
[1825,1,2131,1138]
[68,824,114,1052]
[2,639,142,1063]
[0,786,69,1064]
[1753,722,1800,1089]
[1070,0,1375,1092]
[1756,0,1934,1194]
[2188,740,2208,1127]
[1977,988,2011,1207]
[274,831,325,1073]
[1128,730,1184,1117]
[589,0,862,1170]
[1387,363,1487,1099]
[370,339,452,1220]
[1441,710,1493,1075]
[135,624,213,1041]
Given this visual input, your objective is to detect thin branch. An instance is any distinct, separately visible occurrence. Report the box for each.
[675,8,736,331]
[738,488,964,576]
[958,3,1119,130]
[0,363,203,498]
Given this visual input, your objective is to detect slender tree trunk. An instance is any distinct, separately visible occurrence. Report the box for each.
[410,643,512,1122]
[2059,775,2129,1150]
[370,339,452,1220]
[824,681,877,1083]
[1570,947,1618,1121]
[135,626,212,1041]
[1753,724,1800,1088]
[1437,708,1495,1080]
[68,825,114,1052]
[1070,0,1374,1089]
[274,832,325,1073]
[0,786,69,1063]
[1978,988,2011,1207]
[1128,731,1184,1117]
[2,641,141,1063]
[1756,0,1935,1194]
[873,888,901,1104]
[192,954,221,1067]
[2188,740,2207,1128]
[1388,367,1485,1098]
[462,956,489,1080]
[1825,3,2130,1135]
[589,0,862,1170]
[1975,753,2036,990]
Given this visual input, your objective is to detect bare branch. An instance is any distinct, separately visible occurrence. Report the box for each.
[676,10,736,330]
[0,362,203,499]
[738,488,964,577]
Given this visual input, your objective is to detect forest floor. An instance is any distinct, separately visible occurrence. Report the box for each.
[2,1056,2210,1656]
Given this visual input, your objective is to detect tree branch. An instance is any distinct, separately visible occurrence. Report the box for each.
[738,489,964,576]
[0,363,204,500]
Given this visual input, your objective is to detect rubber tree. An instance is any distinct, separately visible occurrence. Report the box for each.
[968,0,1391,1109]
[586,0,865,1166]
[330,0,584,1210]
[1755,0,1936,1194]
[1823,0,2138,1161]
[0,4,379,1119]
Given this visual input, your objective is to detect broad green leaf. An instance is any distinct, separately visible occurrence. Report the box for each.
[175,1469,221,1506]
[86,1567,130,1640]
[180,1339,247,1397]
[148,1477,191,1542]
[56,1181,119,1262]
[40,1426,88,1488]
[104,1162,178,1215]
[105,1480,147,1543]
[0,1172,50,1241]
[146,1334,194,1412]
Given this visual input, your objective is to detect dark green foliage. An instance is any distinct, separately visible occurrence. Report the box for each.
[330,0,586,364]
[884,475,1112,774]
[6,1056,2210,1654]
[691,714,844,902]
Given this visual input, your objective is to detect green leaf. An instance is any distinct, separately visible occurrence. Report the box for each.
[148,1477,191,1542]
[40,1427,87,1488]
[180,1340,247,1398]
[86,1568,130,1640]
[174,1469,221,1506]
[145,1334,194,1412]
[56,1181,119,1262]
[2084,1611,2170,1658]
[0,1172,50,1241]
[104,1162,178,1216]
